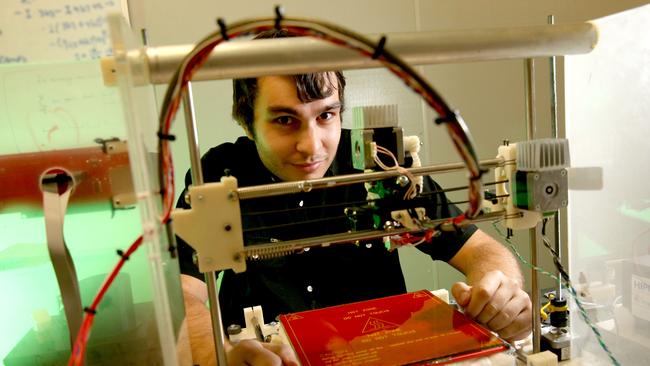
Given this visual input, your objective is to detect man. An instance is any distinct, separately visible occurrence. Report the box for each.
[178,34,531,366]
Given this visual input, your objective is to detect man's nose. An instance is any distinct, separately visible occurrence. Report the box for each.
[295,125,321,156]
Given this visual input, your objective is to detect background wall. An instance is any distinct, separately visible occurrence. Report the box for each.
[126,0,650,296]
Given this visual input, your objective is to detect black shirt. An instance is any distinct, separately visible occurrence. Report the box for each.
[177,135,477,328]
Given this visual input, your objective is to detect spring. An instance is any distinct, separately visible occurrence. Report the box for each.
[246,247,294,260]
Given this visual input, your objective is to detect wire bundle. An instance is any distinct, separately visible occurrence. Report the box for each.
[372,143,418,199]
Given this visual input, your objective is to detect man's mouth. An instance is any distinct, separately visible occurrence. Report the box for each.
[292,160,325,173]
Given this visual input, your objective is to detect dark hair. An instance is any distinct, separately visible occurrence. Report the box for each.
[232,30,346,135]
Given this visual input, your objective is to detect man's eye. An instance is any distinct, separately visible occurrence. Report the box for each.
[274,116,294,125]
[319,112,334,121]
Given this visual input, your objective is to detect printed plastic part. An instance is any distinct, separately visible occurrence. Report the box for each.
[171,176,246,273]
[488,143,542,230]
[526,351,558,366]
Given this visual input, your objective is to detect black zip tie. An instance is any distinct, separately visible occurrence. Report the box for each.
[372,36,387,60]
[274,6,284,30]
[168,243,177,258]
[470,170,487,180]
[217,18,229,41]
[434,116,455,125]
[84,307,97,315]
[117,249,130,261]
[157,131,176,141]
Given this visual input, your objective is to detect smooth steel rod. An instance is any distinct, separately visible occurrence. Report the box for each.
[236,158,503,200]
[182,83,228,366]
[142,23,597,84]
[548,15,564,302]
[524,58,537,141]
[524,57,542,354]
[183,82,204,186]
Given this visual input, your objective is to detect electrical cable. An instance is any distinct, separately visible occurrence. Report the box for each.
[372,143,418,199]
[68,235,144,366]
[491,221,621,366]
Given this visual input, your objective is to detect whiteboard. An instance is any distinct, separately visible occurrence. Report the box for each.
[0,0,125,63]
[0,61,126,154]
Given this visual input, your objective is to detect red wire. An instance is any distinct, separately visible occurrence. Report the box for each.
[67,235,144,366]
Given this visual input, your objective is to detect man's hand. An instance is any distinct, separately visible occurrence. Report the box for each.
[227,340,298,366]
[181,275,299,365]
[451,270,532,342]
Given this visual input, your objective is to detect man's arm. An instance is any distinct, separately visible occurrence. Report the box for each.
[182,275,218,366]
[447,229,532,341]
[181,275,299,366]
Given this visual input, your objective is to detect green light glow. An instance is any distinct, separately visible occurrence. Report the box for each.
[0,203,144,364]
[618,201,650,223]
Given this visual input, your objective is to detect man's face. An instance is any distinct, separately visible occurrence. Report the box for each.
[247,75,342,181]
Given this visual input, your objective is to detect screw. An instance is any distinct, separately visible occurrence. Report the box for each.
[197,194,204,201]
[534,174,540,180]
[396,175,410,187]
[227,191,237,201]
[561,169,567,176]
[561,200,567,207]
[224,224,232,231]
[298,181,313,192]
[227,324,242,335]
[233,253,242,262]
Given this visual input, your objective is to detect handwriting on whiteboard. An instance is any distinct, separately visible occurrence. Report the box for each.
[0,61,125,154]
[0,0,122,63]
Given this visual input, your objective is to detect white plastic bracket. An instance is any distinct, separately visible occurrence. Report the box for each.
[171,176,246,273]
[229,306,283,344]
[486,143,542,230]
